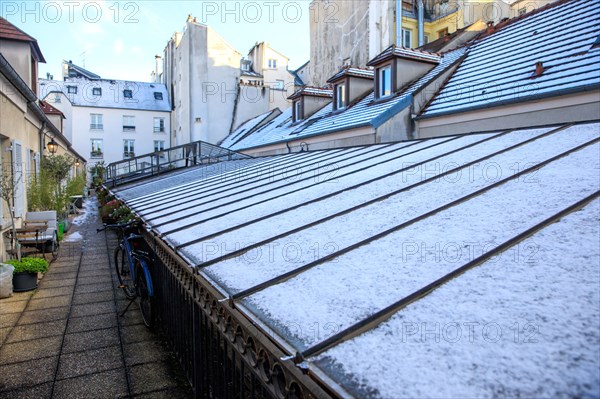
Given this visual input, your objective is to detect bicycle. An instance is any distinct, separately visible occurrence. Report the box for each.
[97,220,155,328]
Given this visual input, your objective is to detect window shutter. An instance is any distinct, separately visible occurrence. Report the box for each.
[11,141,24,218]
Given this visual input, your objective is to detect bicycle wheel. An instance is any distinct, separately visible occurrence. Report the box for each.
[114,246,136,299]
[50,232,59,259]
[136,261,155,328]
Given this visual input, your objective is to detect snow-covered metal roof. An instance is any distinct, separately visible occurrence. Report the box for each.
[367,45,441,66]
[327,67,375,83]
[38,77,171,112]
[220,109,280,148]
[421,0,600,118]
[112,121,600,397]
[221,49,465,151]
[288,86,333,100]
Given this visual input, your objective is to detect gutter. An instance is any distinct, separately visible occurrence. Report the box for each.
[0,53,87,163]
[416,82,600,120]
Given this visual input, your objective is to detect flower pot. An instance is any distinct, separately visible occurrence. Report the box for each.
[12,272,38,292]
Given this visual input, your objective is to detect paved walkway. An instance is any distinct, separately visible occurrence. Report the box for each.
[0,199,193,398]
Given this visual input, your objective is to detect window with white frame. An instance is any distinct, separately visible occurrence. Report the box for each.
[402,28,412,48]
[335,83,346,110]
[123,115,136,131]
[294,100,302,122]
[154,140,166,153]
[378,66,392,99]
[90,114,103,130]
[91,139,103,157]
[154,117,165,133]
[268,59,277,68]
[123,140,135,158]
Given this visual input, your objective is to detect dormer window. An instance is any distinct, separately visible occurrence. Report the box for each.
[154,92,163,100]
[92,87,102,96]
[294,100,303,122]
[335,83,346,110]
[123,89,133,99]
[67,85,77,94]
[377,66,392,99]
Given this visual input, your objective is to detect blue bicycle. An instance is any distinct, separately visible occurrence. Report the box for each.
[98,220,155,327]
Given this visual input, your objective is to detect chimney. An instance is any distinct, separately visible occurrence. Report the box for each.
[486,21,495,35]
[417,0,425,47]
[186,14,193,22]
[154,55,162,83]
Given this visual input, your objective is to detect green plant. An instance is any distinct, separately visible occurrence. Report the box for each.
[66,174,86,197]
[111,205,135,223]
[6,257,49,274]
[1,163,22,259]
[89,162,106,187]
[100,199,120,219]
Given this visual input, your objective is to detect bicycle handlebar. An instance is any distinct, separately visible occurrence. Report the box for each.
[96,219,141,233]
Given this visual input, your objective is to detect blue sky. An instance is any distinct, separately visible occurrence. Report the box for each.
[2,1,312,82]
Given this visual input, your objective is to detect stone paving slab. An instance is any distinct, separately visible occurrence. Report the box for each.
[0,197,193,398]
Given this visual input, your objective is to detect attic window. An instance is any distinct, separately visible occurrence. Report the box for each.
[123,89,133,99]
[377,66,392,99]
[154,92,163,100]
[293,100,303,122]
[67,86,77,94]
[335,83,346,110]
[92,87,102,96]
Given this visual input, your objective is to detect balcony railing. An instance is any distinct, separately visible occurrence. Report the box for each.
[105,139,253,187]
[90,151,103,158]
[90,124,103,130]
[123,151,135,159]
[123,125,136,132]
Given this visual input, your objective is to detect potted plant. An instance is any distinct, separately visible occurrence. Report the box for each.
[6,257,49,292]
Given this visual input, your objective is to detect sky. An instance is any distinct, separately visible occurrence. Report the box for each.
[1,0,312,82]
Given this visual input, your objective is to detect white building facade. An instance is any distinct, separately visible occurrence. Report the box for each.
[39,76,171,168]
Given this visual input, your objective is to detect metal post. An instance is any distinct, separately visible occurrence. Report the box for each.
[396,0,403,47]
[418,0,425,47]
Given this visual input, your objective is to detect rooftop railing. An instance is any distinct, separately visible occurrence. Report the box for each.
[105,140,252,187]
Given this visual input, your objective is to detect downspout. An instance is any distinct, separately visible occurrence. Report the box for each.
[396,0,403,47]
[39,121,46,156]
[418,0,425,47]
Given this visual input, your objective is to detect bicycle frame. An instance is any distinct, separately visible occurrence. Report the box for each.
[122,233,155,297]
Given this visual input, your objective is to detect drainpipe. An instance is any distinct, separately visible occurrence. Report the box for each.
[39,121,46,156]
[418,0,425,47]
[396,0,403,47]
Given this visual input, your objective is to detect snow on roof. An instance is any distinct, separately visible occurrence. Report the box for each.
[422,0,600,118]
[111,121,600,397]
[288,86,333,100]
[37,77,171,112]
[367,45,441,66]
[327,67,375,83]
[224,49,465,151]
[220,109,280,148]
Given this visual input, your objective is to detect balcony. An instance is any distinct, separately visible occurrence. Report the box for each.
[90,150,103,158]
[123,151,135,159]
[123,125,136,132]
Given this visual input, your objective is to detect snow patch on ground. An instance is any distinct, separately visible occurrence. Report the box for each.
[63,231,83,242]
[71,198,97,226]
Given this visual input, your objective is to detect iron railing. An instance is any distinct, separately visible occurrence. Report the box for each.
[143,232,332,399]
[105,140,252,187]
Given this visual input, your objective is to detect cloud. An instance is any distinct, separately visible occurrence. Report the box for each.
[114,38,124,55]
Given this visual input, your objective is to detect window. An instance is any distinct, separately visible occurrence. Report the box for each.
[241,62,250,71]
[90,114,103,130]
[123,115,136,131]
[402,28,412,48]
[123,89,133,98]
[92,87,102,96]
[294,100,302,122]
[54,94,61,103]
[275,80,285,90]
[123,140,135,158]
[424,35,430,44]
[335,83,346,110]
[154,92,163,100]
[154,117,165,133]
[438,28,449,39]
[67,85,77,94]
[91,139,103,158]
[268,59,277,68]
[377,66,392,99]
[154,140,165,152]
